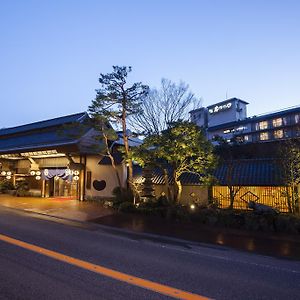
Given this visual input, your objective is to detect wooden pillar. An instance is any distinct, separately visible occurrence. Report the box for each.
[79,155,86,201]
[41,180,46,198]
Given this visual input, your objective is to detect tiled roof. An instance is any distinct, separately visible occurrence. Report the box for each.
[99,152,124,165]
[133,159,284,186]
[214,159,284,186]
[0,112,91,154]
[0,112,88,136]
[133,166,203,185]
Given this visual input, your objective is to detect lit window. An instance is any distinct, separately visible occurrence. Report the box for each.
[295,114,300,124]
[223,129,232,134]
[244,135,249,141]
[260,132,269,140]
[274,129,283,139]
[272,118,282,127]
[259,121,268,130]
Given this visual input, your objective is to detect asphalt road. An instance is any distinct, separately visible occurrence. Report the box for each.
[0,206,299,300]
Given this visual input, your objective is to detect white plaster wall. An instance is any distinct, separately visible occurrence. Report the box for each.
[85,155,126,199]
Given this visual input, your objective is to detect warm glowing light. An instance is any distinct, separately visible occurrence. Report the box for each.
[73,176,79,181]
[30,170,36,176]
[190,204,196,210]
[6,175,11,180]
[36,171,41,176]
[1,171,6,176]
[35,176,41,180]
[73,170,80,176]
[6,171,12,176]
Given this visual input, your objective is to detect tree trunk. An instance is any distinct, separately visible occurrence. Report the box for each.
[102,130,122,188]
[162,168,173,203]
[108,152,122,188]
[286,186,293,213]
[121,100,133,192]
[228,187,234,210]
[175,179,183,203]
[173,170,182,203]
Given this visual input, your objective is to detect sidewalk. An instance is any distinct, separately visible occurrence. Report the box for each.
[0,194,115,222]
[92,212,300,260]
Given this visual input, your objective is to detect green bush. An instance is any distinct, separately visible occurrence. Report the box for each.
[15,181,29,197]
[112,187,134,206]
[118,201,136,213]
[0,180,15,192]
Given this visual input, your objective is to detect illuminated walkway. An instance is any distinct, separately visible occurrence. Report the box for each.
[0,194,114,221]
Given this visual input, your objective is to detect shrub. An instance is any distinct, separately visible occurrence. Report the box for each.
[0,180,15,192]
[112,187,134,206]
[15,180,29,197]
[118,201,136,213]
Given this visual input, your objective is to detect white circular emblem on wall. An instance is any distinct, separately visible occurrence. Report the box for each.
[44,169,49,176]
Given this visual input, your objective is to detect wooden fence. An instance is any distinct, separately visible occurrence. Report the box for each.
[212,186,291,212]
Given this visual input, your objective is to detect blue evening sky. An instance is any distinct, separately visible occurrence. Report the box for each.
[0,0,299,128]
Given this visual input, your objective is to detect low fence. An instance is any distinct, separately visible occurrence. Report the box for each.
[212,186,291,212]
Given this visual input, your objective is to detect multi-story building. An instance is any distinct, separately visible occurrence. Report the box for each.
[190,98,300,144]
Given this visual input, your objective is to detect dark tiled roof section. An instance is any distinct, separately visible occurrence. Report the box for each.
[0,112,91,153]
[213,158,284,186]
[98,152,124,165]
[0,112,88,137]
[0,130,78,153]
[133,166,203,185]
[133,159,284,186]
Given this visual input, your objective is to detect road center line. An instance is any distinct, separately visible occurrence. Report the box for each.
[0,233,209,300]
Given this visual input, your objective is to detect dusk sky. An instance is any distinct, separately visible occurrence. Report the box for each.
[1,0,300,128]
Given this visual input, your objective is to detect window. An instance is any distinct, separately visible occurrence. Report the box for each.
[274,129,283,139]
[259,121,268,130]
[295,114,300,124]
[223,129,233,134]
[256,121,268,130]
[244,135,249,141]
[260,132,269,140]
[272,118,282,127]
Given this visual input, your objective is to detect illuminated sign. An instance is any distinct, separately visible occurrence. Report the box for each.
[208,102,232,114]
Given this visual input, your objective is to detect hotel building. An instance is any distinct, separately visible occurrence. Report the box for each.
[190,98,300,144]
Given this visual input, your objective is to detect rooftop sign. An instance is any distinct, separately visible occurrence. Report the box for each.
[208,102,232,114]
